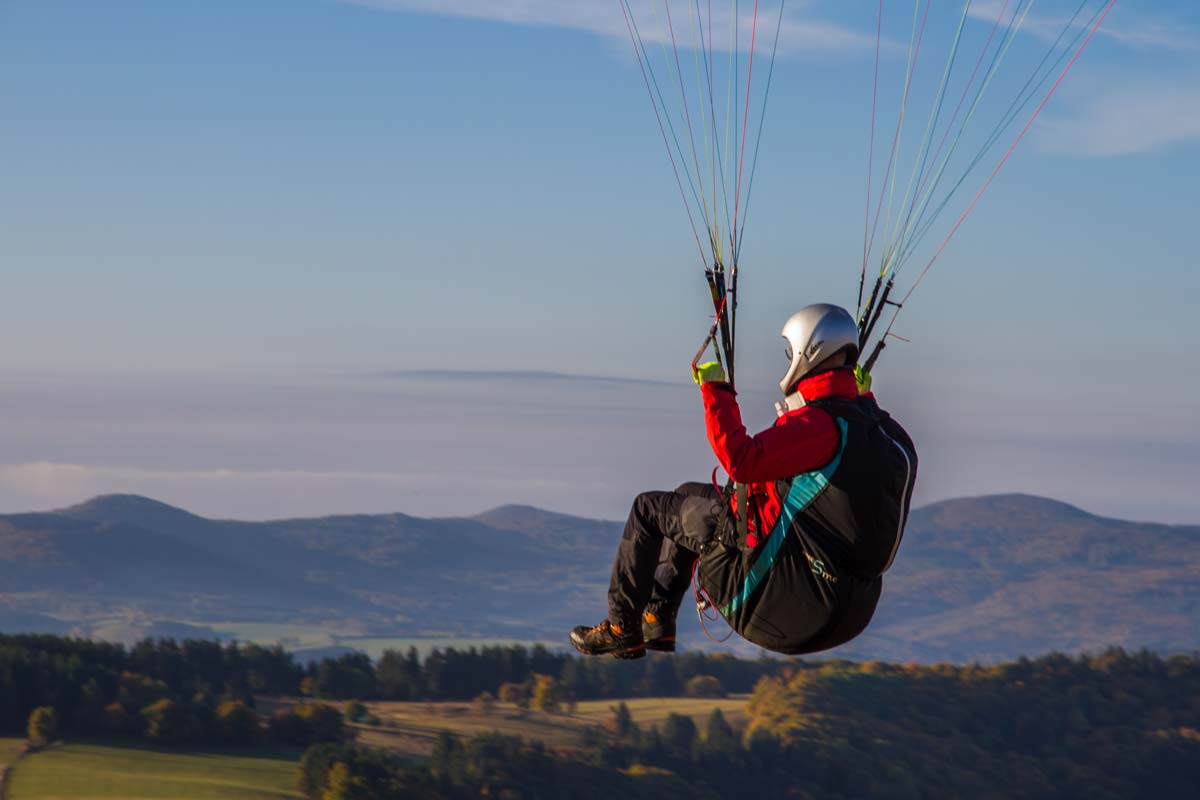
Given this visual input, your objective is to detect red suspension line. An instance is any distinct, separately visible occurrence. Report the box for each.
[889,0,1119,333]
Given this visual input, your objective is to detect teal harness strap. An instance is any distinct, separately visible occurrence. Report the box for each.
[720,419,848,617]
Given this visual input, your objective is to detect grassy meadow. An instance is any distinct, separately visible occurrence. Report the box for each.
[571,696,749,727]
[1,697,748,798]
[5,742,302,800]
[353,695,751,757]
[0,737,25,768]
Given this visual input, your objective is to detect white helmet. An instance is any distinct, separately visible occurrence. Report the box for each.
[779,304,859,398]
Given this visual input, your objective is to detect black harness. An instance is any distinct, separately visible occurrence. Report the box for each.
[696,395,918,654]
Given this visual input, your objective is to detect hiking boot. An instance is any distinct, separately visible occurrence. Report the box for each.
[569,620,645,660]
[642,606,677,653]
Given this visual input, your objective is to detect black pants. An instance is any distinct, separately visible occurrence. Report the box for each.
[607,482,723,627]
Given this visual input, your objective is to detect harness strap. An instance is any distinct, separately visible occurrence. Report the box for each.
[735,483,749,544]
[706,479,738,549]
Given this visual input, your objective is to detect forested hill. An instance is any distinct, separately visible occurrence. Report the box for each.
[3,635,1197,799]
[861,494,1200,661]
[306,650,1200,800]
[0,493,1196,662]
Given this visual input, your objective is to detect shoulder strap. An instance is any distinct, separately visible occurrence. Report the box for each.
[806,396,881,428]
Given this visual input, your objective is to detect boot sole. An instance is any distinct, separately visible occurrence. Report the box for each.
[645,638,676,653]
[570,636,646,660]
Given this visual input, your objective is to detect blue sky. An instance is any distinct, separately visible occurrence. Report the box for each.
[0,1,1197,522]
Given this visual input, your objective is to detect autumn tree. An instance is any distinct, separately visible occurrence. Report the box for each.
[27,706,58,747]
[531,674,561,713]
[320,762,355,800]
[216,700,261,744]
[142,698,190,743]
[498,682,530,709]
[684,675,727,698]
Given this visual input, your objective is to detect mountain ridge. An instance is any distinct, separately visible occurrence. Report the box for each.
[1,492,1195,661]
[55,490,1188,528]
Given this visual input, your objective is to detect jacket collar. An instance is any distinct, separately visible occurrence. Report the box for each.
[796,368,858,402]
[776,368,858,417]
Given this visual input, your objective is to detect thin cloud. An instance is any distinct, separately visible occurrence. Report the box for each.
[345,0,880,57]
[0,461,430,491]
[0,461,601,519]
[967,1,1200,53]
[1037,78,1200,156]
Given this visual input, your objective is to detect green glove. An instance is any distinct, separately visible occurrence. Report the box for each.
[854,365,873,394]
[692,361,726,385]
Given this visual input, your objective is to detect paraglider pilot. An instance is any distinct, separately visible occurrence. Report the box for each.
[571,304,918,658]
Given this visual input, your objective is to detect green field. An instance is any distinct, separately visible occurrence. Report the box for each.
[354,696,751,757]
[6,743,302,800]
[0,737,25,768]
[571,696,749,728]
[3,698,747,797]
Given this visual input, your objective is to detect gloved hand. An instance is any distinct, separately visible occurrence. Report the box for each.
[692,361,726,385]
[854,364,873,394]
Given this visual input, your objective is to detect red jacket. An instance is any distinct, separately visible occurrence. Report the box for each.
[701,368,862,546]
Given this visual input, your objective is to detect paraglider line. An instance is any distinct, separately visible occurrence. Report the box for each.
[891,0,975,263]
[723,0,737,254]
[695,0,735,266]
[905,0,1013,245]
[893,0,1042,270]
[642,0,718,241]
[688,2,717,258]
[663,0,718,254]
[732,0,761,260]
[898,0,1099,268]
[695,0,733,265]
[878,0,934,271]
[883,0,1117,349]
[859,0,884,314]
[619,0,710,266]
[692,560,735,643]
[864,0,932,278]
[734,0,787,266]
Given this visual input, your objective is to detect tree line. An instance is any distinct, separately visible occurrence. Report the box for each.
[0,632,790,749]
[8,632,1196,799]
[365,644,789,702]
[0,632,793,738]
[300,648,1200,800]
[1,634,346,748]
